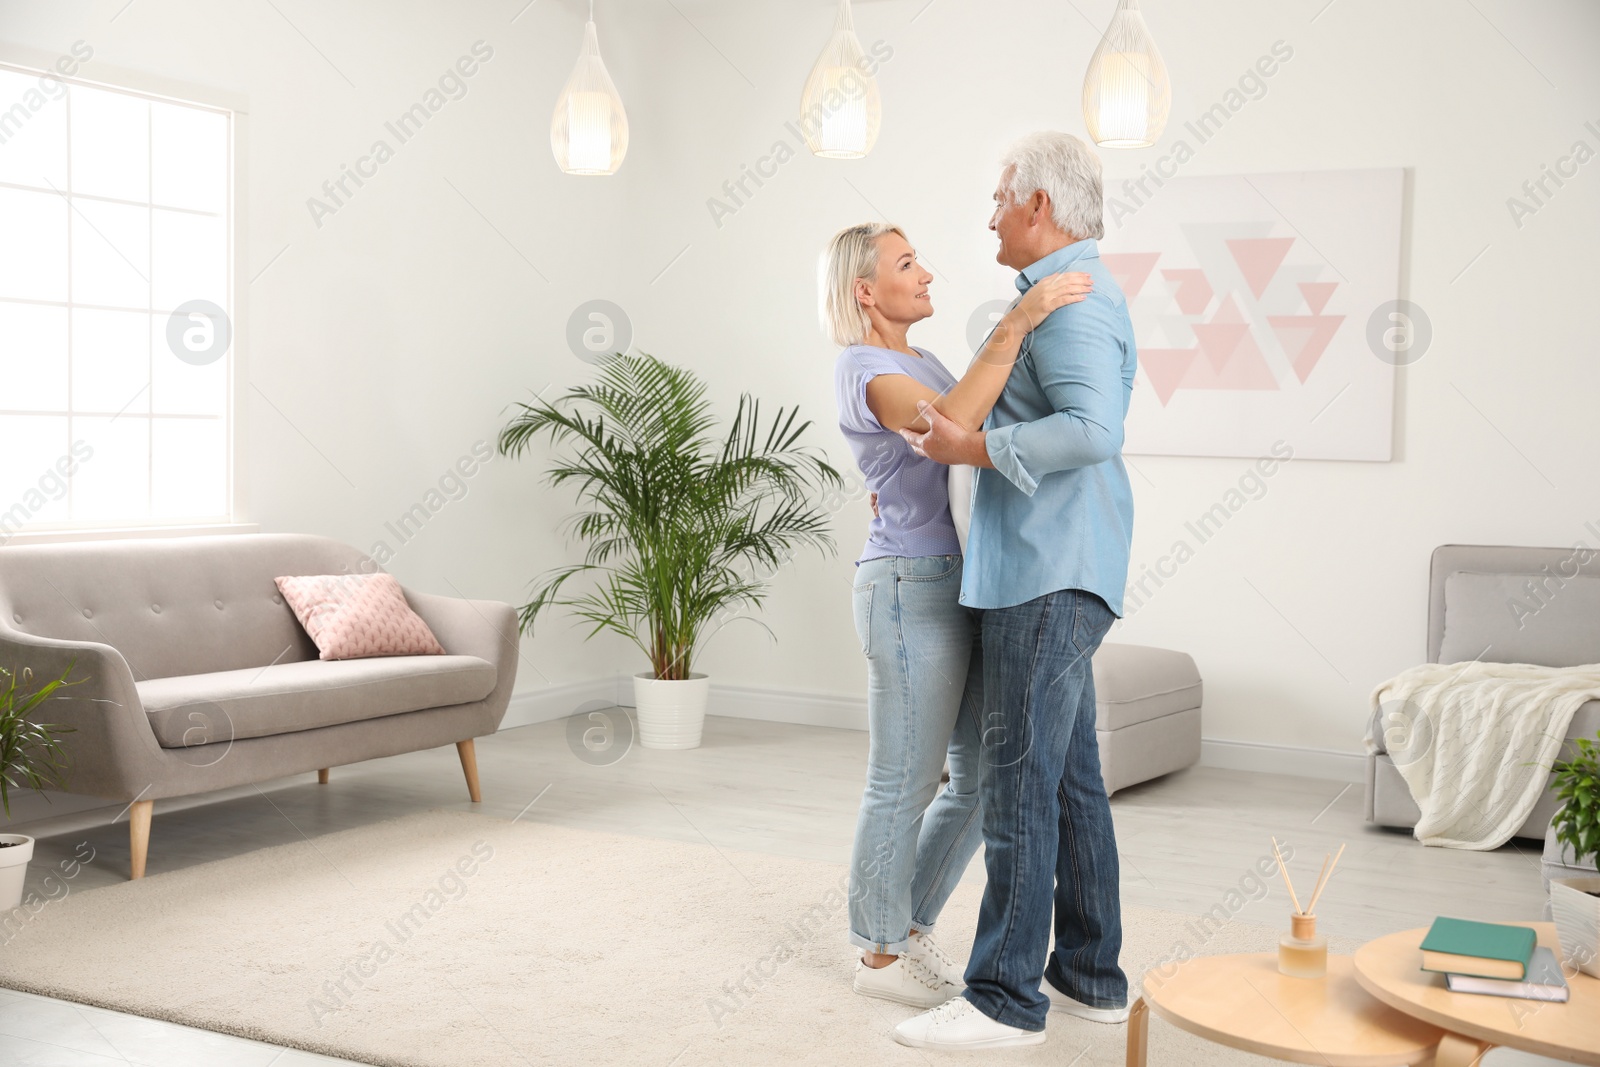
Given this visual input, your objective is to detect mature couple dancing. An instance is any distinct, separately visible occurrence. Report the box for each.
[826,131,1136,1050]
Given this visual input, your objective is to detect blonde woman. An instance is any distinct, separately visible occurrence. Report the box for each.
[825,222,1089,1007]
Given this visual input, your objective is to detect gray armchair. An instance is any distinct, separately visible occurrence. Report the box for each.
[1364,544,1600,840]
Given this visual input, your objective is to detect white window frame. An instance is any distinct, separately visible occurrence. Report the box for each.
[0,44,255,543]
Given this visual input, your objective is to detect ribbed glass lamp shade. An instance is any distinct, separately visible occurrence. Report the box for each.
[551,19,628,175]
[798,0,881,159]
[1082,0,1170,149]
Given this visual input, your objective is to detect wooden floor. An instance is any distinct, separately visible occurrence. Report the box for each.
[1,714,1566,1066]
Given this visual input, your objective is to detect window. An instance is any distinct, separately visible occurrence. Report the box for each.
[0,62,233,535]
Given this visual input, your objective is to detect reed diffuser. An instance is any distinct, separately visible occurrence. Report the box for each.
[1272,838,1344,979]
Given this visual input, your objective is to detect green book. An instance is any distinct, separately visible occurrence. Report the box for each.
[1419,917,1537,981]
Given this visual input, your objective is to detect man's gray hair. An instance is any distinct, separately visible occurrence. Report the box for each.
[999,131,1105,240]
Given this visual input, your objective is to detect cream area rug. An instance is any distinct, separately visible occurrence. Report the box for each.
[0,811,1354,1066]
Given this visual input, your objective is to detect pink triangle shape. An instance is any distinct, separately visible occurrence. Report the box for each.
[1267,315,1345,382]
[1271,323,1317,371]
[1226,237,1295,299]
[1141,348,1198,406]
[1161,269,1213,315]
[1211,293,1248,324]
[1202,330,1280,390]
[1100,252,1161,300]
[1298,281,1338,315]
[1169,331,1279,394]
[1192,321,1251,374]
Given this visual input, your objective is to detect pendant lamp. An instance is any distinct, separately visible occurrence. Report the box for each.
[798,0,881,159]
[551,1,628,175]
[1081,0,1170,149]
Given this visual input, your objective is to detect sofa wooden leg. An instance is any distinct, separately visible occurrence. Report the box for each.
[456,739,482,803]
[129,799,153,880]
[318,768,330,785]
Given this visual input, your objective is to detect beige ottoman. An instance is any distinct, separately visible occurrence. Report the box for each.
[1093,643,1203,796]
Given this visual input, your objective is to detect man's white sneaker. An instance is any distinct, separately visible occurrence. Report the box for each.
[1040,978,1130,1023]
[852,956,957,1009]
[894,996,1046,1050]
[905,930,964,988]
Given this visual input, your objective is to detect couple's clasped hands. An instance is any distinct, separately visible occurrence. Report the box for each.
[900,270,1092,463]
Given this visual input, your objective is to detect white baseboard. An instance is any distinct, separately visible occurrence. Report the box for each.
[499,676,628,730]
[1199,738,1366,784]
[522,676,873,730]
[685,679,1365,784]
[512,676,870,730]
[708,682,868,731]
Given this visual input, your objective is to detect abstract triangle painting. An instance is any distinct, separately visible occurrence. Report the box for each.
[1108,168,1402,461]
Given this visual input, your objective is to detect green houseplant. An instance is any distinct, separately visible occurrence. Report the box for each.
[500,353,841,749]
[1,665,76,910]
[1552,734,1600,871]
[1549,733,1600,977]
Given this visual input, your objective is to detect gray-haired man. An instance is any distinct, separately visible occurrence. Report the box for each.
[895,131,1137,1049]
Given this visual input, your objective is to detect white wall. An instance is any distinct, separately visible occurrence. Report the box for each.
[1,0,652,708]
[2,0,1598,767]
[608,0,1600,763]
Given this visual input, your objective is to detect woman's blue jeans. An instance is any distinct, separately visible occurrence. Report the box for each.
[847,554,985,954]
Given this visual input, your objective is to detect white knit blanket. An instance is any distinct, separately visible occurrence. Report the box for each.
[1367,661,1600,849]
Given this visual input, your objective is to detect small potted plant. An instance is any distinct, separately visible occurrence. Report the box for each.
[500,353,840,749]
[1,665,76,910]
[1549,731,1600,977]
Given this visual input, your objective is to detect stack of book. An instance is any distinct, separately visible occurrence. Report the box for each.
[1419,917,1569,1002]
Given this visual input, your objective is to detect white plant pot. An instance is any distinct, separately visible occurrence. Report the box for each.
[0,834,34,911]
[1550,875,1600,978]
[633,672,709,750]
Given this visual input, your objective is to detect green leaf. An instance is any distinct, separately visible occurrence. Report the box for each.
[500,354,840,680]
[1550,728,1600,868]
[0,661,79,817]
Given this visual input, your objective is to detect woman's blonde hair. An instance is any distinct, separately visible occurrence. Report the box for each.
[820,222,907,348]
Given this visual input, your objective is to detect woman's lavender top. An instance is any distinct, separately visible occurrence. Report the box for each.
[833,344,963,564]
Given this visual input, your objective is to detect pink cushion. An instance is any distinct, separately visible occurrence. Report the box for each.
[274,573,446,661]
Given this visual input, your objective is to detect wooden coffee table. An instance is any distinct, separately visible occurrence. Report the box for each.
[1128,953,1443,1065]
[1354,922,1600,1066]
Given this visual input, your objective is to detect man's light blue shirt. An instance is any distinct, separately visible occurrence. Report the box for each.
[959,238,1137,614]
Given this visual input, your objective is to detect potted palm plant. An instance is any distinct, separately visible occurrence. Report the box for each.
[1,665,75,910]
[500,353,841,749]
[1549,732,1600,976]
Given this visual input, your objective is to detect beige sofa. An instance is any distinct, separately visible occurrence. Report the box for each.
[0,534,520,878]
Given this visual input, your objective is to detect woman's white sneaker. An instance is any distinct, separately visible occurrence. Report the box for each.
[1040,978,1130,1023]
[853,955,958,1009]
[893,996,1046,1049]
[905,930,964,988]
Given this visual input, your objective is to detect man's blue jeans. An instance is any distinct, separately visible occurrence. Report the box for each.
[961,588,1127,1032]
